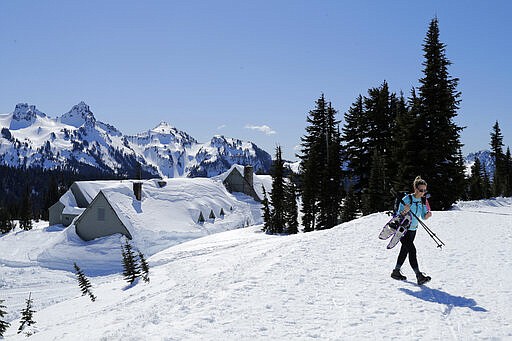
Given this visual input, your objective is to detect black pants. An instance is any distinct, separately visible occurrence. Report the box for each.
[396,230,419,272]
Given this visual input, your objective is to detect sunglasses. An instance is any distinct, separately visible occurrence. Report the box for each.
[417,188,427,193]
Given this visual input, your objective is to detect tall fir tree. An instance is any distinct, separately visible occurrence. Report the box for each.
[270,146,286,234]
[299,95,328,232]
[122,239,140,284]
[17,293,36,336]
[0,299,10,338]
[300,95,343,230]
[416,17,465,210]
[73,263,96,302]
[490,121,506,196]
[326,104,343,226]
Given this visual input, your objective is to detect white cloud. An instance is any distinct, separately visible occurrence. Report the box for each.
[217,124,227,130]
[244,124,277,135]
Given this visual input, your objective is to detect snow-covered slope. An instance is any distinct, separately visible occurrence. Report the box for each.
[0,103,272,177]
[2,198,512,339]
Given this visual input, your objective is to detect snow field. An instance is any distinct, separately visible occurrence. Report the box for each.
[1,198,512,340]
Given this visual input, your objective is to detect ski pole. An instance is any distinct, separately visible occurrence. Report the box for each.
[417,218,445,247]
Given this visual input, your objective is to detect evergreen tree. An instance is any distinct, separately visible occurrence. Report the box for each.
[0,208,15,234]
[270,146,286,234]
[490,121,506,196]
[283,181,299,234]
[482,165,492,199]
[468,158,485,200]
[505,147,512,197]
[17,293,36,336]
[342,95,368,196]
[363,149,388,214]
[341,183,359,222]
[42,176,59,221]
[137,251,150,283]
[73,263,96,302]
[299,95,328,232]
[343,82,396,213]
[0,299,10,338]
[416,17,465,210]
[300,95,343,230]
[122,239,140,284]
[392,90,423,191]
[317,103,343,229]
[260,186,272,233]
[19,185,33,231]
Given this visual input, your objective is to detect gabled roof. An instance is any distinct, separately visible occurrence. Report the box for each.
[78,178,252,254]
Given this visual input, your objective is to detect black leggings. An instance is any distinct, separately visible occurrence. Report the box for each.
[396,230,419,271]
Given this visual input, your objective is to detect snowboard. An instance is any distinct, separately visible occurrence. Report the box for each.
[386,213,412,249]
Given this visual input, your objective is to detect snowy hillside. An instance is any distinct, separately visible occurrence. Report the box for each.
[0,103,272,177]
[1,198,512,339]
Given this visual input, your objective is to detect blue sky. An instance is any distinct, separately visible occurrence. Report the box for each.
[1,1,511,160]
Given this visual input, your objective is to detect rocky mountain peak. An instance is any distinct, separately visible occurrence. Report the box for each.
[59,101,96,128]
[10,103,46,130]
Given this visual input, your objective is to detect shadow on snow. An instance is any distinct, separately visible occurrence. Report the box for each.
[399,284,487,312]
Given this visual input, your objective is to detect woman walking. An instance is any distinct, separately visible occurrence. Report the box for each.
[391,176,433,285]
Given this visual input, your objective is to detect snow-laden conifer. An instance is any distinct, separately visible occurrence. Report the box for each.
[0,298,10,338]
[17,293,36,337]
[73,263,96,302]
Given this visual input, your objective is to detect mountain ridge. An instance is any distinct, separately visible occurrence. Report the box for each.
[0,102,272,177]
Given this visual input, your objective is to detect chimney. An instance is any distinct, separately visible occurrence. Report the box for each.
[133,182,142,201]
[244,165,254,188]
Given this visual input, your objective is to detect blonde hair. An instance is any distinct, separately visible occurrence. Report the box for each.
[413,176,427,189]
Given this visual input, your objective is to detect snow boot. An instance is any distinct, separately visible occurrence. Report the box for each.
[416,272,431,285]
[391,269,406,281]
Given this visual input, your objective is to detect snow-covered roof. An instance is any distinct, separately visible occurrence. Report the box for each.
[73,177,260,255]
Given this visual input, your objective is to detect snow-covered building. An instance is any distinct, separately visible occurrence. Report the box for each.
[49,165,271,243]
[215,164,271,202]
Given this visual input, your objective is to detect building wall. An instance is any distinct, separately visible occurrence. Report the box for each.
[48,201,65,226]
[75,192,132,241]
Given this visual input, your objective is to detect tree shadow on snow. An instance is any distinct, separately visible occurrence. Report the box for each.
[399,284,487,312]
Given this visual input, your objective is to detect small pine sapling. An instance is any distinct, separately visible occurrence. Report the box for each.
[17,293,36,337]
[0,299,10,338]
[73,263,96,302]
[137,251,150,283]
[122,239,140,284]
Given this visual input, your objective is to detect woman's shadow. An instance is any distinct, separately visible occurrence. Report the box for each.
[399,283,487,312]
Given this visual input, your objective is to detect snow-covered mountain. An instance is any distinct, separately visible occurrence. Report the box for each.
[0,102,272,177]
[464,150,494,177]
[1,197,512,339]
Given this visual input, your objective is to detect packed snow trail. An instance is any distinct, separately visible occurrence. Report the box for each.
[2,198,512,340]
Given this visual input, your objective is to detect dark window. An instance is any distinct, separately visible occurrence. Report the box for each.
[98,208,105,221]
